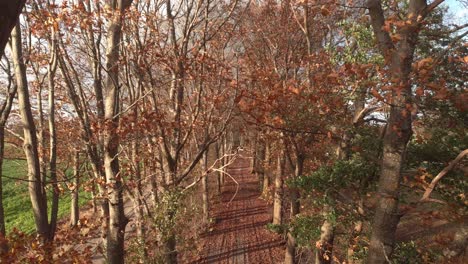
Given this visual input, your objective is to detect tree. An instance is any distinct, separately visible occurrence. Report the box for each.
[11,22,50,242]
[0,55,17,252]
[102,0,133,263]
[366,0,446,262]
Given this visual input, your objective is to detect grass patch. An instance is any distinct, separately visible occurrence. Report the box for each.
[2,159,92,234]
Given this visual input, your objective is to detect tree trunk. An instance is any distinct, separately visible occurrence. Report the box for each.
[164,233,177,264]
[0,74,16,252]
[272,150,284,225]
[366,0,427,262]
[0,125,7,253]
[70,151,80,226]
[285,153,304,263]
[47,31,59,240]
[285,232,296,264]
[291,154,303,217]
[202,149,209,222]
[215,142,222,194]
[11,22,50,241]
[262,142,271,197]
[103,1,132,262]
[316,206,335,264]
[131,132,147,261]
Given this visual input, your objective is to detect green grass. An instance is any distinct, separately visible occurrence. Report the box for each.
[2,159,92,234]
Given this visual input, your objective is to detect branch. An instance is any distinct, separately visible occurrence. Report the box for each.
[182,152,238,193]
[420,149,468,202]
[423,0,445,18]
[353,106,381,125]
[367,0,394,53]
[5,127,24,141]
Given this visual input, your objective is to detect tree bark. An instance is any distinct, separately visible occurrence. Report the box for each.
[262,142,271,197]
[316,206,335,264]
[11,22,50,241]
[273,149,284,225]
[366,0,429,262]
[0,63,17,252]
[285,152,304,263]
[103,1,132,262]
[47,29,59,241]
[202,149,210,222]
[131,130,147,261]
[285,232,296,264]
[70,151,80,227]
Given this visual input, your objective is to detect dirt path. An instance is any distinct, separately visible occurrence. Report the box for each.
[189,156,284,264]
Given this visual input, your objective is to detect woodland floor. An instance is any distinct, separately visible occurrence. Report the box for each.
[186,156,284,264]
[66,156,284,264]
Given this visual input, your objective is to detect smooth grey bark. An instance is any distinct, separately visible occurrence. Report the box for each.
[11,22,50,240]
[103,0,132,263]
[47,28,59,241]
[70,151,80,227]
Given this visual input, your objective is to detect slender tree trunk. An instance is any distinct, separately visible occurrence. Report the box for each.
[215,142,222,194]
[272,150,284,225]
[202,149,209,222]
[290,154,303,217]
[262,142,271,196]
[285,153,304,264]
[0,81,16,252]
[47,32,59,240]
[57,36,110,237]
[11,22,50,241]
[103,1,132,262]
[0,125,6,252]
[131,131,147,261]
[70,151,80,226]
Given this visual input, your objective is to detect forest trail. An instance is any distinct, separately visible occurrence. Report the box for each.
[188,156,284,264]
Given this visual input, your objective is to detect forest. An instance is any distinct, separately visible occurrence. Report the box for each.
[0,0,466,263]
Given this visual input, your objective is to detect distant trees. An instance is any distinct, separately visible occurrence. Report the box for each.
[0,0,465,263]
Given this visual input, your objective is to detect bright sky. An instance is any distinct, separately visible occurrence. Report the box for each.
[444,0,467,24]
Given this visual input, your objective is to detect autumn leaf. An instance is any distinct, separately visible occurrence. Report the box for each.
[370,89,384,101]
[288,86,300,95]
[415,87,424,96]
[320,6,330,16]
[391,34,402,42]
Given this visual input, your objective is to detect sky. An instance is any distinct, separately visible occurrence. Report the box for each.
[444,0,468,24]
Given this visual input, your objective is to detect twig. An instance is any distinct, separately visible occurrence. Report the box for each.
[381,242,392,264]
[213,168,239,204]
[182,151,238,192]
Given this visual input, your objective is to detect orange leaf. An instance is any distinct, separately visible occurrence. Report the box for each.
[415,87,424,96]
[320,6,330,16]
